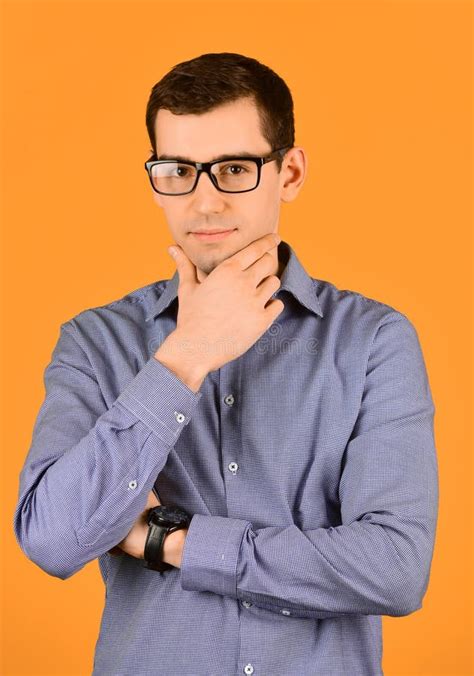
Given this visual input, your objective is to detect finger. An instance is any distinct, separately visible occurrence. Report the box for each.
[168,244,199,287]
[229,233,280,271]
[264,297,285,319]
[246,251,281,288]
[255,275,282,303]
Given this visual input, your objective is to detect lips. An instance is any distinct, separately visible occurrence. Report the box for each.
[191,228,236,242]
[192,229,234,234]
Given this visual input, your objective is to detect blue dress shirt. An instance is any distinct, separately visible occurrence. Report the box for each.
[13,239,439,675]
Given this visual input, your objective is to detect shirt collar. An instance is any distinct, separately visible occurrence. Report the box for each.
[145,238,324,322]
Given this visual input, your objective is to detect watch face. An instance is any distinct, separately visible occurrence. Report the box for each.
[148,506,190,528]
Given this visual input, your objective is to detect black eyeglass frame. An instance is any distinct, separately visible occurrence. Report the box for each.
[144,146,293,195]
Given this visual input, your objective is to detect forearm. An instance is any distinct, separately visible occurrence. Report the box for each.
[14,325,203,580]
[15,403,191,579]
[179,506,437,619]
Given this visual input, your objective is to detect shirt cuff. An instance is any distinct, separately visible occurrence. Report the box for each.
[116,356,203,445]
[180,513,251,598]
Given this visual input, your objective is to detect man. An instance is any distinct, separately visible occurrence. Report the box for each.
[14,52,438,675]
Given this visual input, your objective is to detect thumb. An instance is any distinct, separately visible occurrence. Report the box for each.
[168,244,198,286]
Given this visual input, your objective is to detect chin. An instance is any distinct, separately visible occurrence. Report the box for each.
[198,255,225,275]
[194,249,233,276]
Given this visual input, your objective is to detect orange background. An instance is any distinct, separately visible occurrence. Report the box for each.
[1,0,472,674]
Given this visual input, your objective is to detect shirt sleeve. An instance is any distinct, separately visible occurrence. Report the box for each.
[180,315,439,619]
[13,321,203,580]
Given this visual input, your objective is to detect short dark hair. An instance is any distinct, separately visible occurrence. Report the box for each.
[145,52,295,171]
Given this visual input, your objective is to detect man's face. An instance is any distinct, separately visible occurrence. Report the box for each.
[152,97,300,280]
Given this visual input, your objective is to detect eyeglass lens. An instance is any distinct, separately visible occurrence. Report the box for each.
[150,160,259,194]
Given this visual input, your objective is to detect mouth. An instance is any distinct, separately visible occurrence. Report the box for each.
[191,228,237,242]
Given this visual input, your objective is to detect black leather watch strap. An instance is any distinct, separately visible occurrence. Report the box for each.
[144,523,174,572]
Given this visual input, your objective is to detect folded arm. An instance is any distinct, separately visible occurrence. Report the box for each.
[180,315,439,619]
[13,321,203,579]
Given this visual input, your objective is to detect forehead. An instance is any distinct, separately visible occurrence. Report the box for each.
[154,97,271,162]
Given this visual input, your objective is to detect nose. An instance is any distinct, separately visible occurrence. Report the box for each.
[191,170,227,212]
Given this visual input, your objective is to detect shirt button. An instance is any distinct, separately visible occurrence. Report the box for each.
[128,480,138,490]
[244,665,254,675]
[228,461,239,474]
[281,609,291,616]
[224,394,235,406]
[242,600,253,608]
[174,411,186,423]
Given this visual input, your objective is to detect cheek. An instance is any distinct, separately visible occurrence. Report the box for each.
[244,185,275,215]
[158,201,184,229]
[247,188,279,225]
[152,193,182,217]
[152,193,162,208]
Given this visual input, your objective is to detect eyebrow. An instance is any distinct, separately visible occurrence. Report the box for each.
[156,151,261,163]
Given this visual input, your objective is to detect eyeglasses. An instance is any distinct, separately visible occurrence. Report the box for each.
[144,146,293,195]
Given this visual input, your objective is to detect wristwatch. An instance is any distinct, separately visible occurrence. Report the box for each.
[144,505,191,572]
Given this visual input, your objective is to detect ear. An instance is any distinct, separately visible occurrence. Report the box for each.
[279,146,307,203]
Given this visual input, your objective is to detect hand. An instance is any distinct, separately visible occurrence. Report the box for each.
[107,489,161,559]
[107,491,187,569]
[157,232,284,375]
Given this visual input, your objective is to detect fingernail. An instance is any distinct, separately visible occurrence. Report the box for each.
[168,246,177,258]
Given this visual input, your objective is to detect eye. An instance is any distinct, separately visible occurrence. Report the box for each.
[221,164,248,175]
[174,166,191,177]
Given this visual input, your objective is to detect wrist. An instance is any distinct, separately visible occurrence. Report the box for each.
[154,332,209,392]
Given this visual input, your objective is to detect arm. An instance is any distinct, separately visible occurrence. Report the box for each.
[180,315,439,619]
[13,321,204,580]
